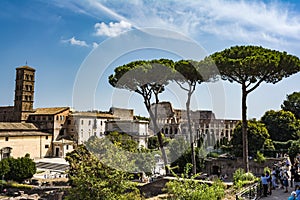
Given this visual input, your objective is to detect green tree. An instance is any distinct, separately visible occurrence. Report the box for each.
[85,134,156,174]
[148,136,159,150]
[173,59,217,174]
[66,145,142,200]
[147,135,170,150]
[281,91,300,119]
[109,59,175,170]
[167,136,189,163]
[165,164,225,199]
[288,139,300,163]
[231,120,270,157]
[170,146,207,174]
[211,45,300,172]
[261,110,300,142]
[106,131,139,152]
[5,155,36,183]
[0,159,10,178]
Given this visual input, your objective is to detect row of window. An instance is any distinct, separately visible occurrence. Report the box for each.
[30,115,65,121]
[44,144,69,150]
[16,73,34,81]
[15,84,34,91]
[31,116,53,121]
[80,119,104,126]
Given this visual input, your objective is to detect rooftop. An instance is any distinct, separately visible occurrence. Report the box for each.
[71,111,116,119]
[16,65,36,71]
[30,107,70,115]
[0,122,39,130]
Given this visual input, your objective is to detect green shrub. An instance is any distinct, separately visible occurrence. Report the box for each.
[207,152,219,158]
[233,168,257,189]
[8,181,34,189]
[254,151,266,163]
[165,164,225,199]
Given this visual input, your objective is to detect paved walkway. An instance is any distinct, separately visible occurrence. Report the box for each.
[260,187,293,199]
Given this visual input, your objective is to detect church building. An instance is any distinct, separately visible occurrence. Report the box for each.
[0,66,73,159]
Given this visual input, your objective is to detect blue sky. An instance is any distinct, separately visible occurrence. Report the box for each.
[0,0,299,120]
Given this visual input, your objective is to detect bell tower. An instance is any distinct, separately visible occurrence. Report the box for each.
[14,66,35,122]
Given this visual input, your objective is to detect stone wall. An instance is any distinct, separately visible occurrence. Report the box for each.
[204,157,283,180]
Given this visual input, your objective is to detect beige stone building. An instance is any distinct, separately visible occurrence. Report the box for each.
[0,65,73,158]
[27,107,73,157]
[0,123,52,159]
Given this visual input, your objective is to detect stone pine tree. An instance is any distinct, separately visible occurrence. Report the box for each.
[173,58,217,174]
[281,91,300,119]
[109,59,175,171]
[261,110,300,142]
[211,45,300,172]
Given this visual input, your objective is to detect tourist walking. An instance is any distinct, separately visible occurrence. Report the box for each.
[271,167,278,189]
[283,170,290,193]
[261,173,269,197]
[294,170,300,190]
[291,165,297,188]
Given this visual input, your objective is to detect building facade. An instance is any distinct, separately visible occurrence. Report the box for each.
[66,111,115,144]
[0,122,52,159]
[0,66,73,158]
[105,119,149,148]
[152,102,239,147]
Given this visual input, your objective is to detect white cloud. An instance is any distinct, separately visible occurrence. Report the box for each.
[94,20,132,37]
[92,42,99,48]
[53,0,300,48]
[63,36,89,47]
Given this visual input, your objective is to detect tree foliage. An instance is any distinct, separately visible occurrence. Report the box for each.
[85,133,156,174]
[211,45,300,172]
[1,154,36,183]
[147,135,170,150]
[108,59,176,169]
[0,159,10,178]
[165,164,225,199]
[288,139,300,163]
[231,120,271,157]
[167,137,189,163]
[173,58,217,174]
[281,91,300,119]
[65,145,142,200]
[261,110,300,142]
[170,146,207,174]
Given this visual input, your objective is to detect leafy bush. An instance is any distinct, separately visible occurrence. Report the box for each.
[7,181,34,189]
[65,145,143,200]
[288,139,300,162]
[165,164,225,199]
[0,154,36,183]
[207,152,219,158]
[254,151,266,163]
[233,168,257,189]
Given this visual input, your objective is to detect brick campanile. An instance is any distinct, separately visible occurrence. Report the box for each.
[14,65,35,122]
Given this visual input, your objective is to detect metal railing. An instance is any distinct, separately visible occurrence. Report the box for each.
[236,182,263,200]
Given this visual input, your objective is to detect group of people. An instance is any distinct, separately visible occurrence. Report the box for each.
[288,155,300,200]
[261,155,300,199]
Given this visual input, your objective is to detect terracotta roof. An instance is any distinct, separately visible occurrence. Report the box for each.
[16,65,36,71]
[30,107,70,115]
[0,123,39,130]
